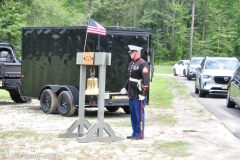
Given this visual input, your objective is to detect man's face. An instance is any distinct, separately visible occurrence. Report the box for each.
[129,51,136,59]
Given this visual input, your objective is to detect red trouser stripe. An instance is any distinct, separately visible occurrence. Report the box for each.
[140,100,143,138]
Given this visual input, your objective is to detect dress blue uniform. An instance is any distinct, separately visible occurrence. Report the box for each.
[122,45,150,140]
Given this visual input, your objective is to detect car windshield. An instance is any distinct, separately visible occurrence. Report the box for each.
[205,59,239,70]
[184,62,189,65]
[191,59,203,65]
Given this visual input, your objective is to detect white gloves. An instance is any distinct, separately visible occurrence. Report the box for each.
[120,88,127,94]
[138,95,145,100]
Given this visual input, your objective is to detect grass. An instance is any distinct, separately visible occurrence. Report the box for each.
[150,76,173,109]
[161,141,189,157]
[150,65,178,109]
[149,66,189,158]
[156,114,178,126]
[118,143,128,152]
[152,140,189,158]
[150,65,190,108]
[0,148,5,153]
[154,65,173,74]
[0,89,11,100]
[0,128,36,139]
[149,66,185,127]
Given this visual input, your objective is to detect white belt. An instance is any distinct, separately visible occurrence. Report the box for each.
[129,78,142,91]
[129,78,141,82]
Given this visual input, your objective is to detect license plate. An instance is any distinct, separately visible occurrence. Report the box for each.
[222,84,228,89]
[0,80,2,87]
[104,93,109,99]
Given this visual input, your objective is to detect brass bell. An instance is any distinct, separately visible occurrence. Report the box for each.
[85,68,99,95]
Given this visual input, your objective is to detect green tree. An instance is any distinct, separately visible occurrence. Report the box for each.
[0,0,26,47]
[25,0,72,26]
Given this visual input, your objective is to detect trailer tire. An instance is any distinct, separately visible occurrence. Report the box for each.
[122,106,130,114]
[106,106,120,112]
[57,91,76,117]
[40,89,57,114]
[9,91,31,103]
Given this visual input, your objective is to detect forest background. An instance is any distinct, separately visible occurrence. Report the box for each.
[1,0,240,64]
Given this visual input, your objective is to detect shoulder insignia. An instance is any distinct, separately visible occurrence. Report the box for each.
[143,66,148,74]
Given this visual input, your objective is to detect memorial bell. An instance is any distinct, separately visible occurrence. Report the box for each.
[85,68,99,95]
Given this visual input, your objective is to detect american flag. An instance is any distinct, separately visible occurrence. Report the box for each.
[87,18,106,36]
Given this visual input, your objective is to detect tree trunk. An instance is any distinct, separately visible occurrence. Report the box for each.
[217,18,221,55]
[189,0,195,59]
[111,0,114,24]
[170,0,176,60]
[202,2,207,41]
[88,0,92,16]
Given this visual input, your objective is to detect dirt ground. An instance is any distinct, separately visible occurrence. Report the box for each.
[1,74,240,160]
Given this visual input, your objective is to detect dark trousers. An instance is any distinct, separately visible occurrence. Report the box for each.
[129,98,146,138]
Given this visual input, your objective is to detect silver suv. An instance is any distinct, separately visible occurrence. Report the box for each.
[195,56,239,97]
[187,57,204,80]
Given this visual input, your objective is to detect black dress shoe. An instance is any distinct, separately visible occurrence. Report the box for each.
[132,137,139,140]
[126,136,133,139]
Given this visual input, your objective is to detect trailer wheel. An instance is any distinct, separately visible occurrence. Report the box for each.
[40,89,57,114]
[58,91,76,117]
[122,106,130,114]
[106,106,120,112]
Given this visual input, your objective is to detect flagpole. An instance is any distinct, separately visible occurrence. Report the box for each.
[83,31,88,52]
[84,16,90,52]
[84,16,95,74]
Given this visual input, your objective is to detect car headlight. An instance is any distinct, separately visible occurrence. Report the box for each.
[202,74,213,79]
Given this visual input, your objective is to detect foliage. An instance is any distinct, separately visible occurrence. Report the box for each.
[0,0,240,61]
[25,0,73,26]
[0,0,26,47]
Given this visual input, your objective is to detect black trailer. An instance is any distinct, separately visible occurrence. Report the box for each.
[21,26,154,116]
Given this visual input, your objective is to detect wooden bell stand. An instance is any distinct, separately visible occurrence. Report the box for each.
[59,52,122,143]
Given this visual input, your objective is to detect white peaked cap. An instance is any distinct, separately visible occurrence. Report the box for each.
[128,45,142,53]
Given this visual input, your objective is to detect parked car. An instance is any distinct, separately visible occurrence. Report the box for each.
[187,57,204,80]
[226,65,240,108]
[195,56,239,97]
[173,60,190,77]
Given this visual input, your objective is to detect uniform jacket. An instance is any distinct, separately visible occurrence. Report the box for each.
[124,57,150,99]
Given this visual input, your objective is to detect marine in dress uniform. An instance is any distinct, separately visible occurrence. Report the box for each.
[120,45,150,140]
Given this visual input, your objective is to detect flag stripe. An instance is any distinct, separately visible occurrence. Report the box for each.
[87,18,106,36]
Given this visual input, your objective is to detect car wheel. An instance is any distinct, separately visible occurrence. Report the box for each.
[173,69,177,76]
[199,82,206,97]
[226,91,235,108]
[183,69,186,77]
[187,73,192,80]
[195,85,199,94]
[195,79,199,94]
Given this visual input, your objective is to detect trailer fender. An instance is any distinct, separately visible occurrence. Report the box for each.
[38,85,79,105]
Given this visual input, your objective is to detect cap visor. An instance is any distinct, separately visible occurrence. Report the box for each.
[128,50,136,53]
